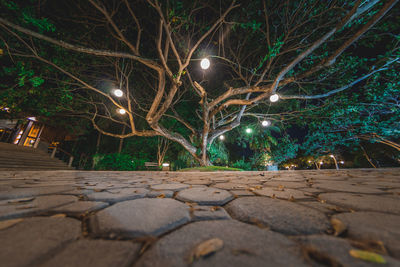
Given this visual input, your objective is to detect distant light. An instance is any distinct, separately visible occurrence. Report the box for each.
[27,117,37,121]
[200,58,210,69]
[269,94,279,102]
[261,120,271,127]
[113,89,123,97]
[118,108,126,115]
[245,128,252,134]
[340,161,344,164]
[330,155,334,158]
[162,163,169,167]
[319,162,323,165]
[219,135,225,141]
[308,160,312,163]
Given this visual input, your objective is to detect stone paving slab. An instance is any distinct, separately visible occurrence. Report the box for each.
[0,195,77,220]
[90,198,191,238]
[0,168,399,266]
[52,201,109,216]
[39,239,141,267]
[319,192,400,214]
[86,188,148,203]
[332,212,400,258]
[176,187,234,205]
[0,217,81,267]
[225,197,330,235]
[191,205,231,221]
[135,220,307,267]
[295,235,400,266]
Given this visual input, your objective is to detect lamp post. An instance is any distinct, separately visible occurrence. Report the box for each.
[330,154,339,170]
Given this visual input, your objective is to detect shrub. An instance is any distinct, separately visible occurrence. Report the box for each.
[94,153,144,171]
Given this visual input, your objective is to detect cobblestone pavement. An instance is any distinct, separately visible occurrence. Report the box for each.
[0,169,399,267]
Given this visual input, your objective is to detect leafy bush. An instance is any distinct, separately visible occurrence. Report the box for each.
[94,153,145,171]
[232,159,252,171]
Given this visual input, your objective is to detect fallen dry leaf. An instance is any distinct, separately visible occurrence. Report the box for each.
[349,249,386,264]
[157,193,165,198]
[350,240,388,255]
[288,196,295,202]
[8,197,35,204]
[189,238,224,263]
[0,218,23,230]
[15,204,36,210]
[330,218,347,236]
[51,214,67,218]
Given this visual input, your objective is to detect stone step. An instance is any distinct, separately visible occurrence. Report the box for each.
[0,166,73,170]
[0,155,65,162]
[0,142,73,170]
[0,161,70,168]
[0,142,49,153]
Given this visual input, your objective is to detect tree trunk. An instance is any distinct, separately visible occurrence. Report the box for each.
[118,125,126,153]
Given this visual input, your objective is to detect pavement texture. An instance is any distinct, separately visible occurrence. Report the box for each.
[0,168,399,267]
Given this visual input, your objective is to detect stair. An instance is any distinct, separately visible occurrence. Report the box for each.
[0,142,74,170]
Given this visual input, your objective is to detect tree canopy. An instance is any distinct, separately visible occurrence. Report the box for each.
[1,0,399,166]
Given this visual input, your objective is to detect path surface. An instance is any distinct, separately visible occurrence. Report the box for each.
[0,169,399,266]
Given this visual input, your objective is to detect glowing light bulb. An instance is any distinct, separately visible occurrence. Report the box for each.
[113,89,123,97]
[118,108,126,115]
[200,58,210,69]
[245,128,252,134]
[340,161,344,164]
[219,135,225,141]
[269,94,279,102]
[261,120,271,127]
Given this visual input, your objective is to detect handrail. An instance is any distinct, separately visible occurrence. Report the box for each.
[50,146,74,167]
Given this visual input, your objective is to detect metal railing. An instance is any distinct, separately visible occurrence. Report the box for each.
[50,146,74,167]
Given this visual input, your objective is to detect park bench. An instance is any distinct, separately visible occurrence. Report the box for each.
[145,162,159,170]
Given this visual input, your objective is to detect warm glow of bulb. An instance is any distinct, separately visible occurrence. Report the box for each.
[162,163,169,167]
[340,161,344,164]
[200,58,210,69]
[113,89,123,97]
[245,128,252,134]
[330,154,334,158]
[261,120,271,127]
[219,135,225,140]
[118,108,126,115]
[269,94,279,102]
[320,162,323,164]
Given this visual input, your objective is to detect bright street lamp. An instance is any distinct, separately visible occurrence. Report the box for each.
[113,89,123,97]
[261,120,271,127]
[200,58,210,69]
[219,135,225,141]
[269,94,279,102]
[118,108,126,115]
[245,128,252,134]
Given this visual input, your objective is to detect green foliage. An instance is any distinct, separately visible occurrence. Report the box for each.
[94,153,145,171]
[254,35,284,73]
[208,141,229,165]
[232,159,252,171]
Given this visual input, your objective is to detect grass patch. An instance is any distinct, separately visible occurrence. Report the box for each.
[179,166,243,172]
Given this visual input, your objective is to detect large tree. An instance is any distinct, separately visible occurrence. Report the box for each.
[1,0,398,165]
